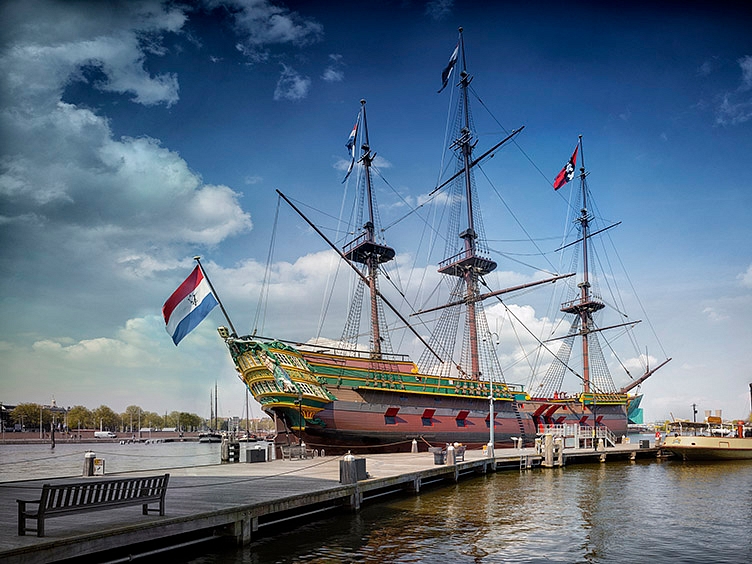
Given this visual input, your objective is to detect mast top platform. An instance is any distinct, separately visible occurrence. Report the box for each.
[343,237,396,265]
[438,249,497,277]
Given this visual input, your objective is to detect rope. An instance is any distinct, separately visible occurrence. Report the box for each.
[301,438,415,451]
[166,455,342,490]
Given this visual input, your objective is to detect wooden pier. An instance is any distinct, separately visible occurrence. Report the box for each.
[0,442,661,564]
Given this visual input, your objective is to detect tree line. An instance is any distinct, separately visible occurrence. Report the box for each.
[8,403,207,433]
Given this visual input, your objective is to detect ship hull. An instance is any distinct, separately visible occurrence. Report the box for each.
[225,337,629,453]
[276,388,534,453]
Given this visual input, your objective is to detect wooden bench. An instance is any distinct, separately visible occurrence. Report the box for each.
[280,445,314,460]
[17,473,169,537]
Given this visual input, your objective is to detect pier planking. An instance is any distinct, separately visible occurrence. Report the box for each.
[0,443,660,564]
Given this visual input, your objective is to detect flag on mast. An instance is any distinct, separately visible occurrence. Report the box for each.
[553,145,579,190]
[163,265,218,345]
[342,111,360,182]
[437,43,459,93]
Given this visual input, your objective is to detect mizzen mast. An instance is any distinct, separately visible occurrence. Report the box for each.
[559,136,605,393]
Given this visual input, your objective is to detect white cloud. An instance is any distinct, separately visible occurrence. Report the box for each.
[739,55,752,90]
[697,59,714,77]
[322,67,344,82]
[244,175,263,185]
[425,0,454,21]
[715,55,752,125]
[1,3,184,108]
[219,0,323,51]
[3,315,236,414]
[0,0,252,343]
[322,53,344,82]
[274,64,310,101]
[739,264,752,288]
[702,306,728,322]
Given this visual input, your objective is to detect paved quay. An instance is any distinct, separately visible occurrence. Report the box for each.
[0,443,660,564]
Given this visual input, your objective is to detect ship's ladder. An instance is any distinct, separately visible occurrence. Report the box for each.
[520,454,530,471]
[512,401,527,445]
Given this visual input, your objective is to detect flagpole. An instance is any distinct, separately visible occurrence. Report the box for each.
[194,256,237,336]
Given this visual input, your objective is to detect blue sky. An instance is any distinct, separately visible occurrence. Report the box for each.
[1,0,751,423]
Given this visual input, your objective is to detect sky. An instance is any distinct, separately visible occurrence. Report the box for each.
[1,0,751,424]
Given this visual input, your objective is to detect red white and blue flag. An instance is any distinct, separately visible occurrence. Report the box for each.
[553,145,579,190]
[162,265,218,346]
[345,112,360,158]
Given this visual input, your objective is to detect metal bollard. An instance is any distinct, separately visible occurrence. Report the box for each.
[83,451,95,477]
[543,433,554,467]
[221,437,229,462]
[411,439,418,453]
[339,452,357,484]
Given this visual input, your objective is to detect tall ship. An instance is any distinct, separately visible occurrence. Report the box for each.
[212,29,669,453]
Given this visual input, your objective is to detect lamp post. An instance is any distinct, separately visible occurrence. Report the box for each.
[487,392,495,458]
[295,391,304,444]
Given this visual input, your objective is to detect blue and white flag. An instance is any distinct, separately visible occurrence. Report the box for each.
[342,112,361,182]
[438,43,459,93]
[162,266,218,345]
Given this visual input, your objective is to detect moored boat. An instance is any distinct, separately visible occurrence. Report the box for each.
[662,419,752,460]
[198,383,223,443]
[198,431,222,443]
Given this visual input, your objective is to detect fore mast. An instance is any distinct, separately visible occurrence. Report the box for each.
[341,100,395,359]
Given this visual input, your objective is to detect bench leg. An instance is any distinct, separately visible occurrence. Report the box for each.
[142,500,166,516]
[17,503,25,536]
[17,501,42,537]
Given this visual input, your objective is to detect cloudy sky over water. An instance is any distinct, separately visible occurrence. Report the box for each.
[1,0,751,423]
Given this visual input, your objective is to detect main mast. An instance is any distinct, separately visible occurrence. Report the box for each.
[436,29,497,379]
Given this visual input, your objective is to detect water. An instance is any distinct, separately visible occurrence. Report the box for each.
[190,460,751,564]
[2,442,751,563]
[0,441,223,481]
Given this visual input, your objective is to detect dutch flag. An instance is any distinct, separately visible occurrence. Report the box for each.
[162,265,219,346]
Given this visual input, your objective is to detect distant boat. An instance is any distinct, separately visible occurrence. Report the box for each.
[662,419,752,460]
[199,382,223,443]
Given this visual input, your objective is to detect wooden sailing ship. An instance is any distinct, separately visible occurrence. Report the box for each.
[208,29,668,453]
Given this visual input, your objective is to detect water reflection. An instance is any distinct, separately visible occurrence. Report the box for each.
[215,460,752,564]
